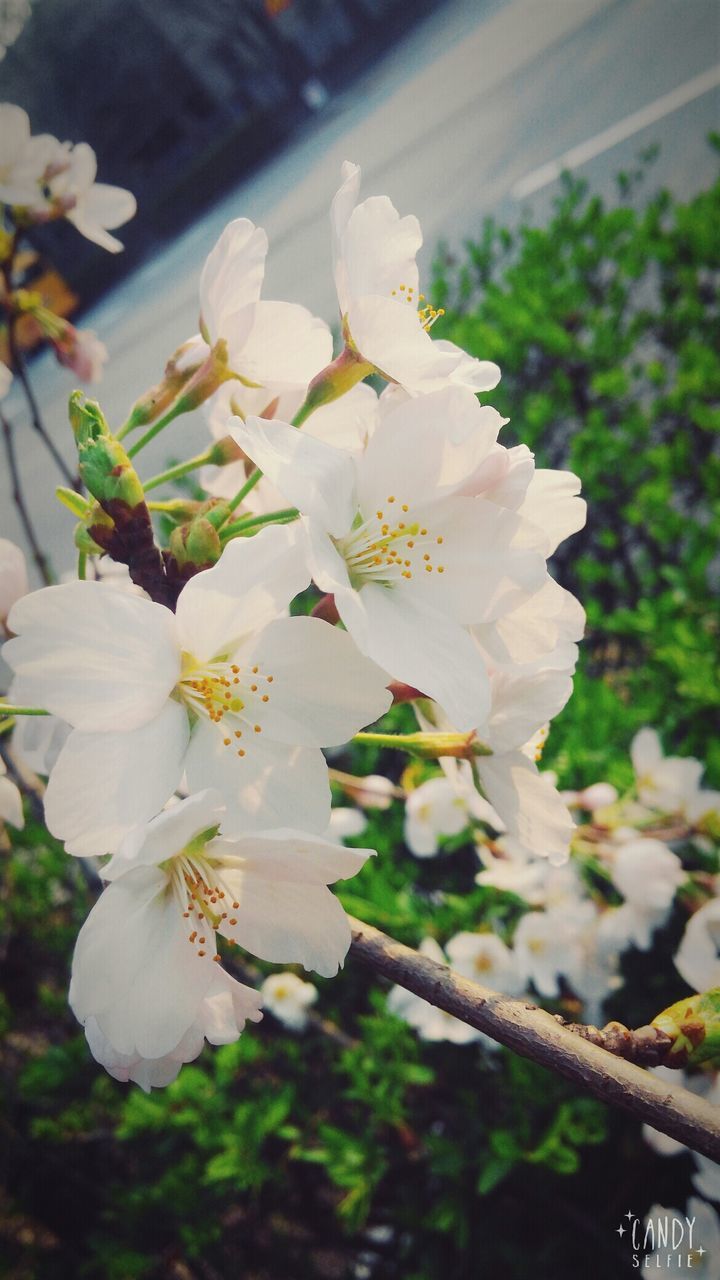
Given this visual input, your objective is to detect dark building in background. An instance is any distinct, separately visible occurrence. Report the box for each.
[0,0,444,307]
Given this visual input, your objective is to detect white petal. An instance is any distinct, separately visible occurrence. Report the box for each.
[70,866,218,1058]
[341,194,421,304]
[306,382,379,452]
[517,469,586,556]
[477,752,574,864]
[243,615,390,745]
[199,217,267,349]
[486,665,575,754]
[331,161,362,313]
[0,774,23,828]
[231,415,357,537]
[44,702,189,855]
[238,301,332,389]
[5,582,179,732]
[473,576,585,667]
[358,388,503,512]
[174,524,310,662]
[630,728,663,777]
[105,789,226,880]
[348,294,461,392]
[0,537,29,624]
[340,582,490,732]
[77,182,136,231]
[184,720,331,835]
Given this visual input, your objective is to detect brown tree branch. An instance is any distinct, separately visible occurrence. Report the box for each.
[348,916,720,1161]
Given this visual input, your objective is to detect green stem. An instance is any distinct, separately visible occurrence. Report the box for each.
[143,448,215,493]
[126,397,189,459]
[77,550,87,580]
[353,730,492,760]
[220,507,299,542]
[0,705,50,718]
[225,467,264,514]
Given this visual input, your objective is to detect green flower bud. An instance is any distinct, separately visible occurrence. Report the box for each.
[652,988,720,1067]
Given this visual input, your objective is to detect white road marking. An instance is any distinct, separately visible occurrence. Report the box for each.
[512,63,720,199]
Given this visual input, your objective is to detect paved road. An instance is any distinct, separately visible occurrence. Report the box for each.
[2,0,719,580]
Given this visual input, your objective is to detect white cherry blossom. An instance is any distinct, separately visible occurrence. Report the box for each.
[404,774,484,857]
[4,524,391,854]
[610,838,684,916]
[188,217,332,390]
[0,537,28,633]
[231,386,545,731]
[0,104,57,206]
[261,972,318,1030]
[631,728,705,815]
[331,161,500,395]
[71,790,373,1066]
[40,140,136,252]
[513,903,596,998]
[445,931,524,997]
[0,756,23,829]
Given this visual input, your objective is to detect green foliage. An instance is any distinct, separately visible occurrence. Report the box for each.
[432,144,720,778]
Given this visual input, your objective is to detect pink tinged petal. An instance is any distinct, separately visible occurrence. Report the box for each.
[44,702,189,856]
[244,615,390,746]
[104,789,226,881]
[184,718,331,835]
[517,468,587,556]
[398,496,545,625]
[70,866,218,1058]
[347,294,459,391]
[344,583,490,732]
[174,524,310,662]
[216,832,372,976]
[5,582,179,732]
[231,415,357,536]
[359,388,503,512]
[476,752,574,865]
[432,339,501,393]
[65,209,125,253]
[199,217,267,350]
[486,667,575,754]
[341,194,421,303]
[238,301,332,389]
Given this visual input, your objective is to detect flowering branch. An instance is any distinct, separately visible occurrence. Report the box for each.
[348,916,720,1162]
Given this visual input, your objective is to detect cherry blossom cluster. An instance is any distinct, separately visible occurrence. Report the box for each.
[1,161,588,1088]
[0,102,136,391]
[385,727,720,1042]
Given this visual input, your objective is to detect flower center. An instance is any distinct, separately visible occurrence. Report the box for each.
[390,283,445,331]
[336,495,445,589]
[168,850,241,963]
[474,953,493,974]
[176,654,275,760]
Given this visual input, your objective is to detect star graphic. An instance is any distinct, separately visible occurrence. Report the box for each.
[625,1211,635,1221]
[698,1246,706,1257]
[616,1225,626,1238]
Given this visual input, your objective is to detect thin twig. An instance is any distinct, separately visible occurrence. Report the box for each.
[7,321,79,490]
[1,410,53,584]
[348,916,720,1161]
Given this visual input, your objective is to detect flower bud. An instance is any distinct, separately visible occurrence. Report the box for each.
[652,989,720,1068]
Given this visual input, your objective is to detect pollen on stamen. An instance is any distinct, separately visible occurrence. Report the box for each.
[262,694,269,703]
[437,565,445,573]
[223,737,231,746]
[254,724,262,733]
[234,730,242,739]
[387,495,396,503]
[198,951,206,958]
[213,954,221,963]
[266,676,274,683]
[229,917,237,925]
[250,683,258,692]
[237,748,246,757]
[252,666,259,674]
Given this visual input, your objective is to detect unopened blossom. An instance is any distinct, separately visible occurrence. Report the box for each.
[232,386,546,730]
[187,216,332,392]
[674,898,720,992]
[84,967,262,1091]
[0,537,28,633]
[71,790,373,1069]
[261,972,318,1031]
[4,524,391,854]
[330,161,500,395]
[631,728,705,815]
[0,756,23,829]
[0,103,56,206]
[387,937,484,1045]
[51,323,108,383]
[38,140,136,252]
